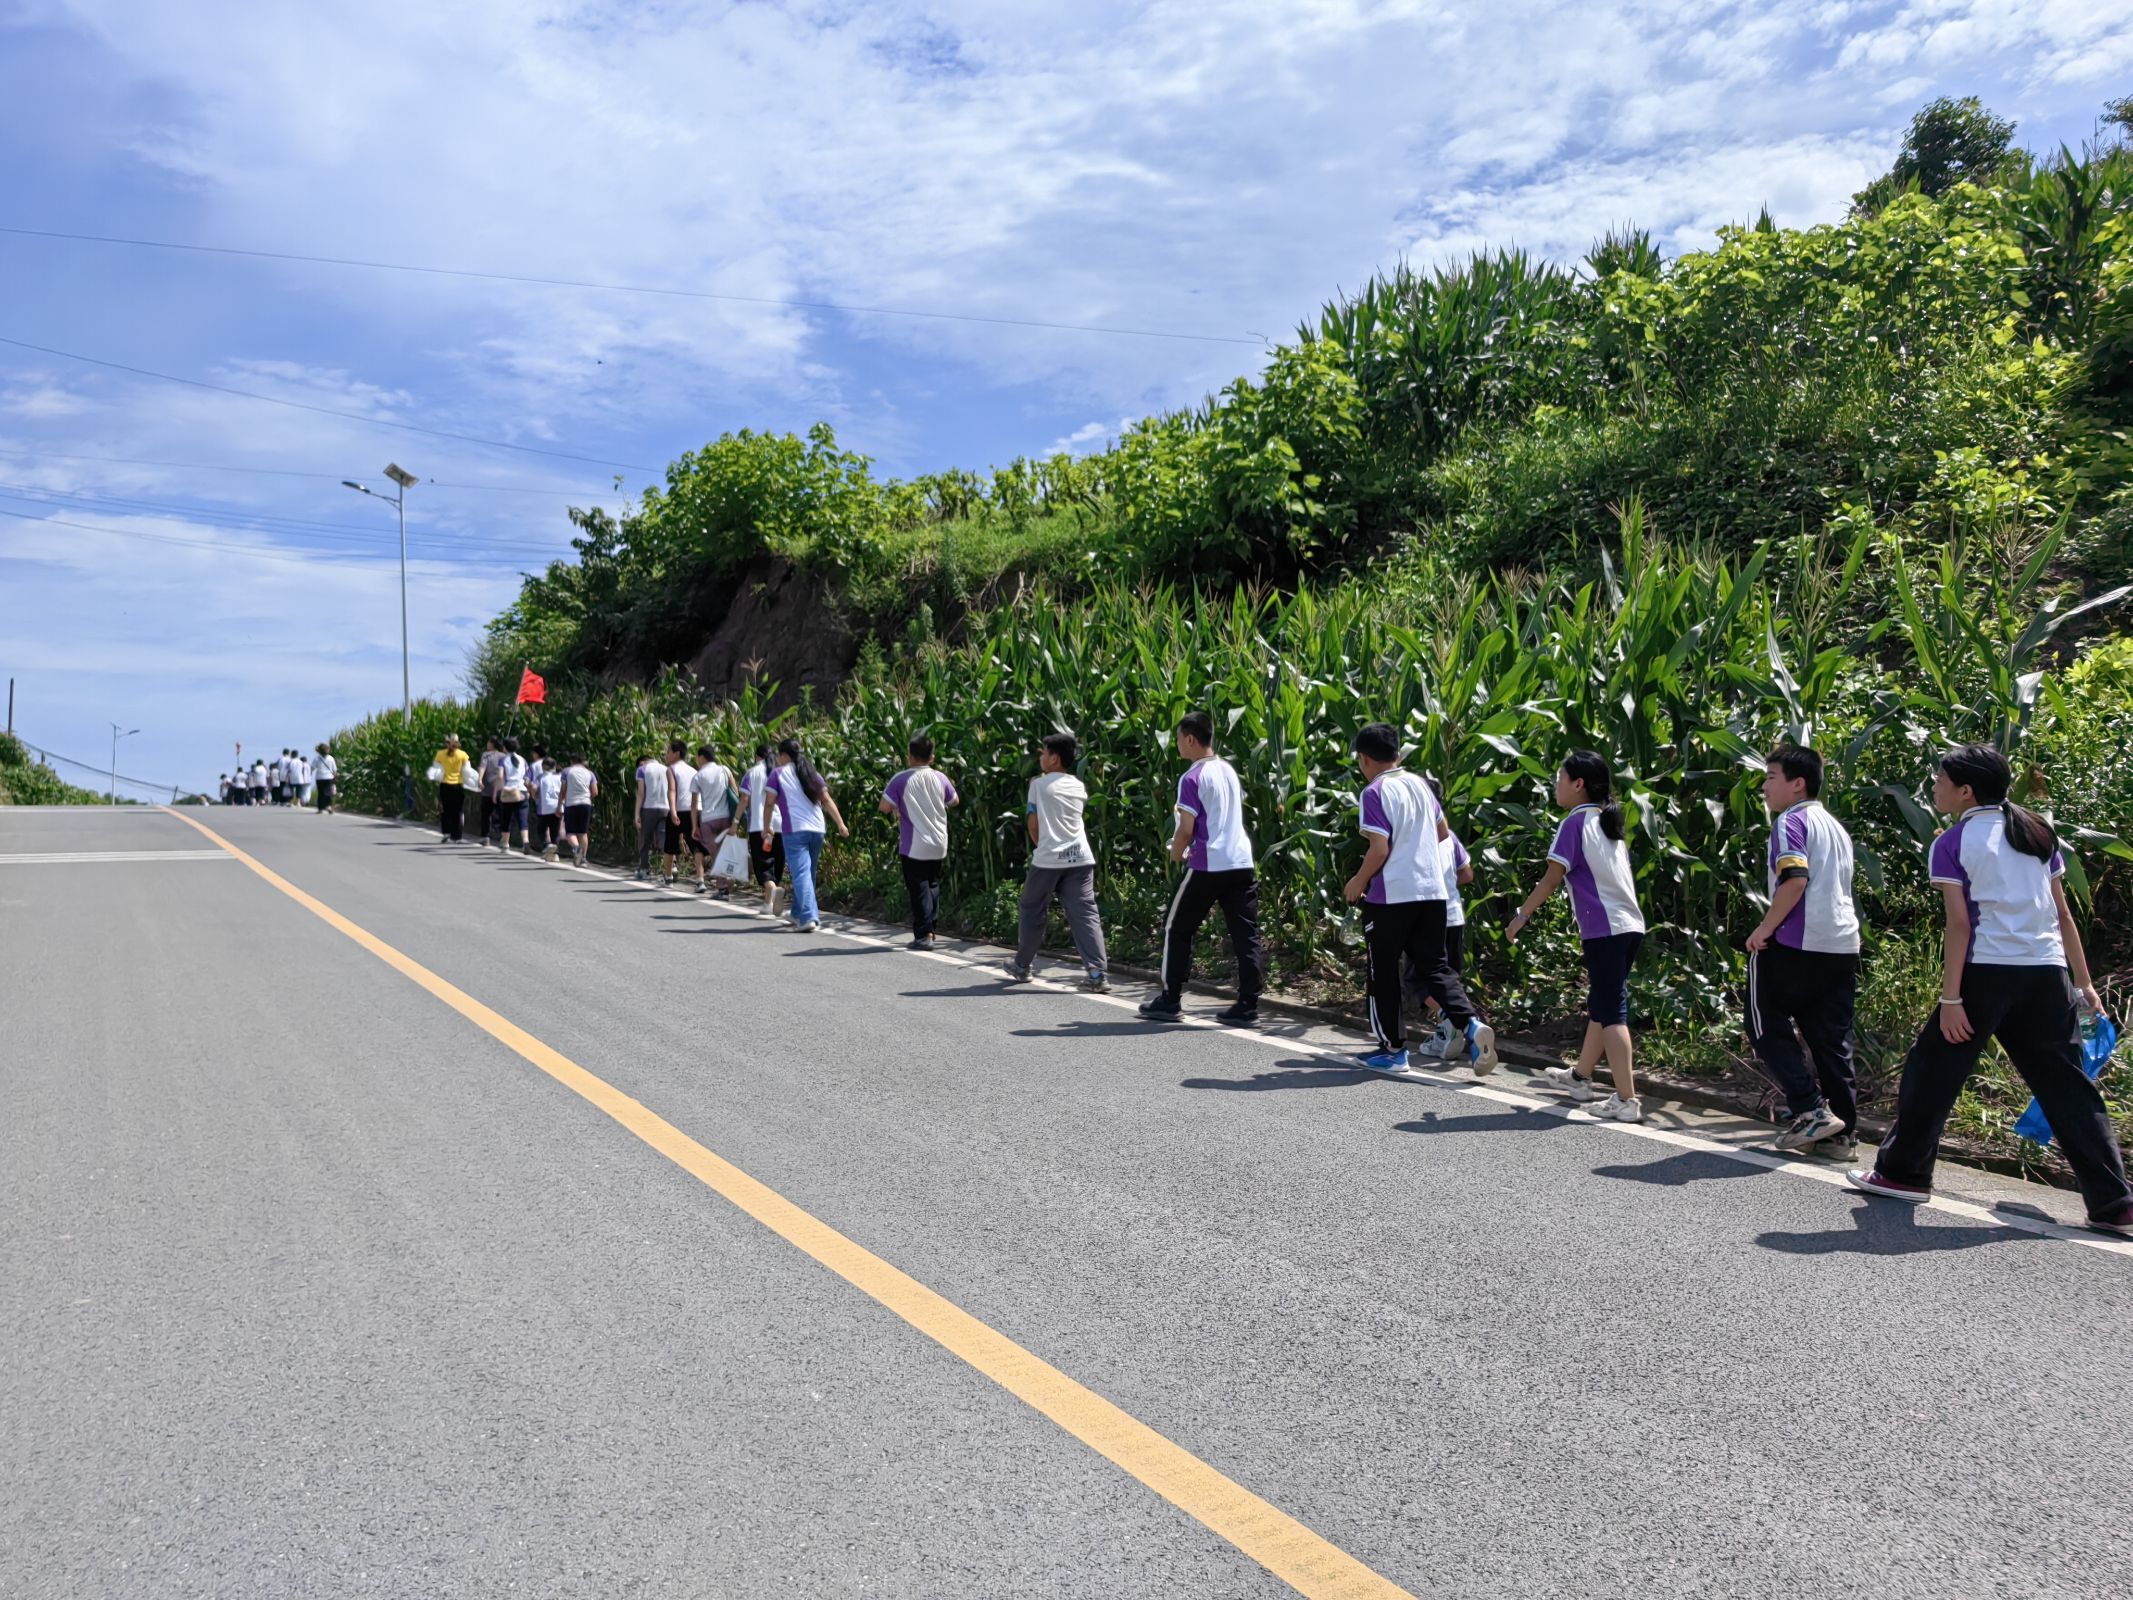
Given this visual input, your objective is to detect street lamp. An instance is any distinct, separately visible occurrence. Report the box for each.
[343,463,420,815]
[109,723,139,806]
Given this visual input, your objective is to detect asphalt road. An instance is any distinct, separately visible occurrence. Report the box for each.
[4,805,2130,1600]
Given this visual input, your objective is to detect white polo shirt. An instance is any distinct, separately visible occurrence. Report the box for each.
[1547,805,1645,938]
[1766,801,1860,954]
[1930,805,2066,966]
[1357,769,1446,905]
[1176,756,1254,872]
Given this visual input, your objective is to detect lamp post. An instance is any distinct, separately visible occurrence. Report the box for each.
[343,463,420,814]
[109,723,139,806]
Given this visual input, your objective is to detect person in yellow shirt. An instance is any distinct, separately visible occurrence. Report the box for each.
[434,734,473,842]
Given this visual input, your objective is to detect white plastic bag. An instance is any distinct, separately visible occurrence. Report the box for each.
[426,762,445,783]
[711,832,750,883]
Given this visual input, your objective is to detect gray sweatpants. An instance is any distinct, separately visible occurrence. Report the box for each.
[1016,864,1108,973]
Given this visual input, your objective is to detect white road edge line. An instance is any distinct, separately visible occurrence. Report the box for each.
[352,815,2133,1262]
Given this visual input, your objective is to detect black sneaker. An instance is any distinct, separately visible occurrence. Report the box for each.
[1138,993,1184,1020]
[1216,1000,1259,1025]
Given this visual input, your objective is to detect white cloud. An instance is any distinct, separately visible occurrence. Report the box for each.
[4,0,2128,781]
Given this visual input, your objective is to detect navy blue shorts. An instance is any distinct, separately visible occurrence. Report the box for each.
[1582,932,1642,1026]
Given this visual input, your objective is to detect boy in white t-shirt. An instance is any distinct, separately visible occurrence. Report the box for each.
[1006,733,1108,991]
[559,754,598,866]
[881,734,960,949]
[531,753,565,860]
[1139,710,1262,1025]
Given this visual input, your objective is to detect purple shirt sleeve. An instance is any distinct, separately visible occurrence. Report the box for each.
[1928,825,1966,885]
[884,769,910,810]
[943,777,959,806]
[1177,769,1203,820]
[2048,846,2066,879]
[1359,782,1390,838]
[1453,836,1469,871]
[1547,812,1583,870]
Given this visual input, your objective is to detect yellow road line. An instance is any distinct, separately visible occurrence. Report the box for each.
[162,809,1415,1600]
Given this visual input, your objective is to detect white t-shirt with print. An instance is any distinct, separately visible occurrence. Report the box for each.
[1028,772,1095,869]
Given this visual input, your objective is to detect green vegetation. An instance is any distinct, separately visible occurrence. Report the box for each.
[333,100,2133,1164]
[0,733,112,805]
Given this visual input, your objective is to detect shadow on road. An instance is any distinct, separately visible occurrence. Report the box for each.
[899,984,1043,1000]
[1592,1150,1767,1186]
[1756,1203,2038,1256]
[782,945,893,957]
[1012,1019,1169,1039]
[1183,1057,1378,1091]
[1394,1106,1575,1136]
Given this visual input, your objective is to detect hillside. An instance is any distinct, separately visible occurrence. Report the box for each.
[329,104,2133,1164]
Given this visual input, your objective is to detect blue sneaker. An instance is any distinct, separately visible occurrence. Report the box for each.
[1359,1049,1410,1073]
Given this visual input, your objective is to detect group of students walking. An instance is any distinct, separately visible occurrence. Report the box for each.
[411,715,2130,1240]
[218,746,337,811]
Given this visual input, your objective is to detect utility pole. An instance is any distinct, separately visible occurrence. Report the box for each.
[344,463,420,814]
[109,722,139,806]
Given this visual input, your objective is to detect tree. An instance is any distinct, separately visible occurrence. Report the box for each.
[2103,94,2133,152]
[1853,95,2017,214]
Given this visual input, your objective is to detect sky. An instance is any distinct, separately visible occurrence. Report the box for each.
[2,0,2128,798]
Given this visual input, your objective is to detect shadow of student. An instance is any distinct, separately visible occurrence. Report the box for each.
[1592,1150,1767,1187]
[1012,1019,1170,1039]
[1182,1057,1378,1091]
[898,984,1041,1000]
[1394,1106,1575,1137]
[1757,1202,2039,1258]
[782,944,892,957]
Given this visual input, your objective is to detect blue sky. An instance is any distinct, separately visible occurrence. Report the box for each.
[2,0,2128,797]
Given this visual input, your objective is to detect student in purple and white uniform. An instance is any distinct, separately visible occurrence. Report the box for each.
[1850,745,2132,1235]
[1509,750,1645,1121]
[1744,744,1862,1157]
[1343,723,1496,1074]
[761,738,849,934]
[1408,775,1480,1063]
[880,735,959,950]
[1139,710,1263,1025]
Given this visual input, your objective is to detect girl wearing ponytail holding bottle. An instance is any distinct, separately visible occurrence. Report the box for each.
[1850,744,2132,1236]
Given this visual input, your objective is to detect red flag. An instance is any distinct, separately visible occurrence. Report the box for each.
[516,667,547,706]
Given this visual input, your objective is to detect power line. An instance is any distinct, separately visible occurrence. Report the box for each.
[0,503,547,570]
[17,740,185,795]
[0,445,631,499]
[0,223,1265,348]
[0,333,660,472]
[0,480,574,554]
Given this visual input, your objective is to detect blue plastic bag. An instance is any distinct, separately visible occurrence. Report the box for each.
[2012,1010,2119,1146]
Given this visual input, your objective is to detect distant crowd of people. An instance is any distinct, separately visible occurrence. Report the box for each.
[403,719,2130,1238]
[218,746,337,811]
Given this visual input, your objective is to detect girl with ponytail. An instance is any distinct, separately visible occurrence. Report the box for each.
[1508,750,1647,1121]
[1850,745,2131,1235]
[760,737,850,934]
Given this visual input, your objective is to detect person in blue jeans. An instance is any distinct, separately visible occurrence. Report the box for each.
[760,737,850,933]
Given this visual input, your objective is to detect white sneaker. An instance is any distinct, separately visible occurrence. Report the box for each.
[1412,1021,1454,1061]
[1589,1094,1644,1123]
[1465,1020,1499,1075]
[1541,1065,1598,1102]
